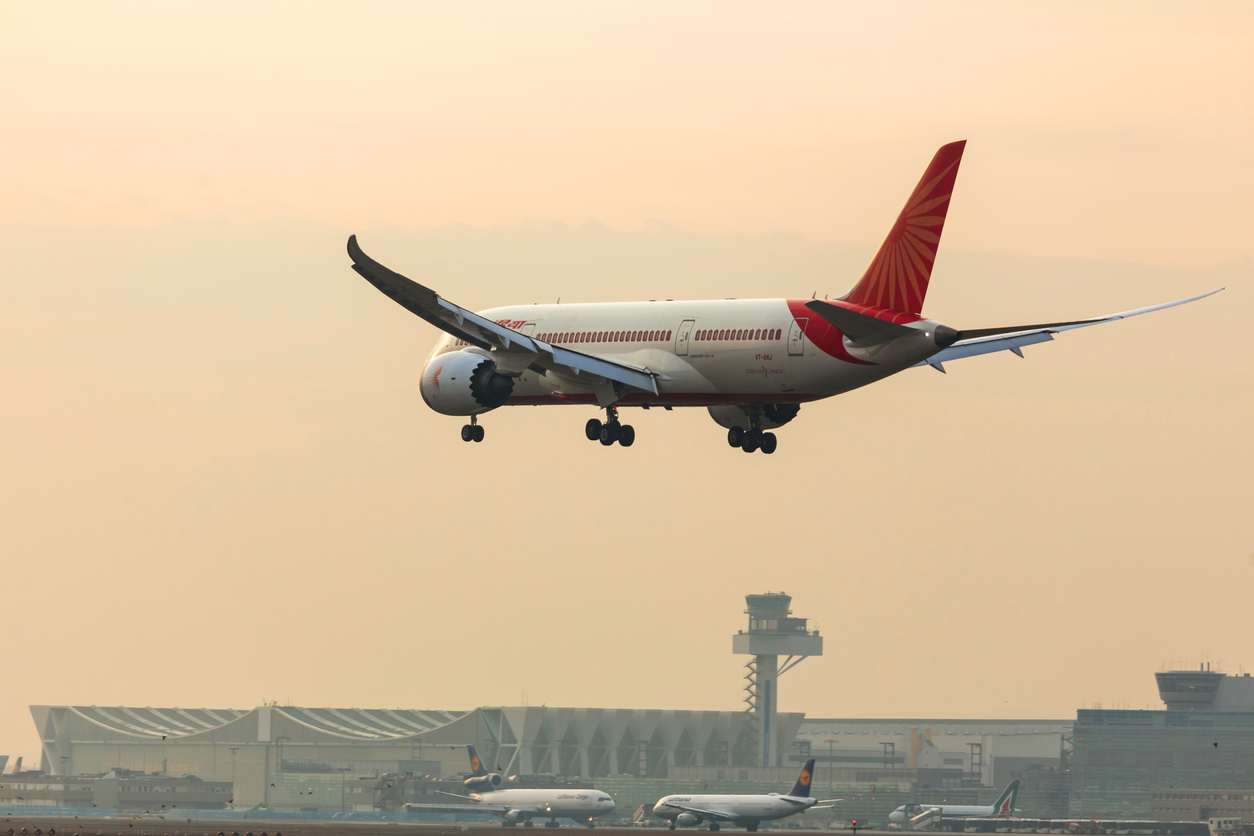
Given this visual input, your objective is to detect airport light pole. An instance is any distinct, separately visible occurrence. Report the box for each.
[827,738,833,796]
[229,748,239,809]
[338,767,349,813]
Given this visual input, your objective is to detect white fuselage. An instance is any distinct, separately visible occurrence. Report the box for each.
[653,792,817,825]
[423,298,943,411]
[474,787,615,821]
[888,803,997,823]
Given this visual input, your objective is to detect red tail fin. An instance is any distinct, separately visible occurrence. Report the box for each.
[845,140,966,315]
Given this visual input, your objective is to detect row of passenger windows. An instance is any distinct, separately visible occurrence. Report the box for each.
[454,326,782,349]
[539,329,673,345]
[697,328,781,342]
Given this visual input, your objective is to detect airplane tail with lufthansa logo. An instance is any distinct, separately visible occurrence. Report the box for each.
[843,140,966,316]
[462,744,505,791]
[466,744,489,777]
[787,757,816,798]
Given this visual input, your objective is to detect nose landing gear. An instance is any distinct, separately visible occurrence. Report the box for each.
[585,407,634,447]
[460,414,485,442]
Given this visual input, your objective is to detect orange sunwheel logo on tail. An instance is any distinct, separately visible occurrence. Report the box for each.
[470,754,481,772]
[846,140,966,315]
[799,770,811,786]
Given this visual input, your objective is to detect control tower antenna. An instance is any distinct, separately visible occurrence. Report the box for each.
[733,592,823,768]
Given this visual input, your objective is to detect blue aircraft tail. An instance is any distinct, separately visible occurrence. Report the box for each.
[467,744,488,777]
[788,758,816,798]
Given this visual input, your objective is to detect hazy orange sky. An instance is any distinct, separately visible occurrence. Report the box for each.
[1,3,1252,762]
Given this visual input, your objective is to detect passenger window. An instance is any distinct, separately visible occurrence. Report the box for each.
[666,330,672,340]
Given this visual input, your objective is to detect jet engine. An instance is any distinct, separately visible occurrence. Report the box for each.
[675,813,701,827]
[464,772,505,791]
[421,350,515,416]
[502,809,529,824]
[707,403,800,431]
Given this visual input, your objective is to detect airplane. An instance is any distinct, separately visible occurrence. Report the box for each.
[888,778,1020,829]
[651,757,835,832]
[402,744,615,827]
[347,140,1220,453]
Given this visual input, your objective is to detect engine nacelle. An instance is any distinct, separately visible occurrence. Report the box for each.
[421,350,515,416]
[503,810,529,824]
[707,403,800,431]
[464,772,505,791]
[675,813,701,827]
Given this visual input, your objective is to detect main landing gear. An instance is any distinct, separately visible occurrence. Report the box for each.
[726,415,777,455]
[585,406,634,447]
[460,414,485,443]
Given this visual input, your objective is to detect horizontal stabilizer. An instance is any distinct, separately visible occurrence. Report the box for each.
[916,289,1222,369]
[805,300,918,343]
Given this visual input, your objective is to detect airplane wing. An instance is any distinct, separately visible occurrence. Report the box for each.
[347,235,659,397]
[660,802,739,821]
[403,802,526,816]
[915,289,1222,372]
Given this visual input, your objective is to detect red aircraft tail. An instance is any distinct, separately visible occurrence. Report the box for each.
[845,140,966,315]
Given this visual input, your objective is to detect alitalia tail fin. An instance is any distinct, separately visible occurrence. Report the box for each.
[845,140,966,315]
[993,779,1020,817]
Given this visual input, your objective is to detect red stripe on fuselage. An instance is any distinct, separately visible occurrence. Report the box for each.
[785,299,879,365]
[508,392,825,407]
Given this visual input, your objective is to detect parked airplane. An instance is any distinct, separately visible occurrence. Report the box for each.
[888,778,1020,827]
[348,140,1219,453]
[651,758,834,831]
[403,745,614,827]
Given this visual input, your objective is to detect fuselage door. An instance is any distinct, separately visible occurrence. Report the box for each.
[675,319,695,356]
[520,323,536,337]
[787,318,808,356]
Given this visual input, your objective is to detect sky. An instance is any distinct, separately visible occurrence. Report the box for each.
[1,2,1251,763]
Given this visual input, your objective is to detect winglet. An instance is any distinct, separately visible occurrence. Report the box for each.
[846,141,966,315]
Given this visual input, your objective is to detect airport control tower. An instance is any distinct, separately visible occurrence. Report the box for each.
[733,592,823,768]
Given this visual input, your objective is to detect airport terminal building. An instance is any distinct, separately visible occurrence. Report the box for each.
[27,703,1071,818]
[13,596,1254,826]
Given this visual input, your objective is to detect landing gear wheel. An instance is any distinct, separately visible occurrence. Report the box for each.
[760,432,777,454]
[727,427,744,448]
[599,425,617,446]
[585,418,603,441]
[709,825,721,832]
[524,823,534,828]
[741,430,760,453]
[746,824,759,833]
[472,425,485,442]
[619,425,635,447]
[461,425,474,442]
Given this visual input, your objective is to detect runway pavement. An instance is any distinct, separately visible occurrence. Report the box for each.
[0,819,849,836]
